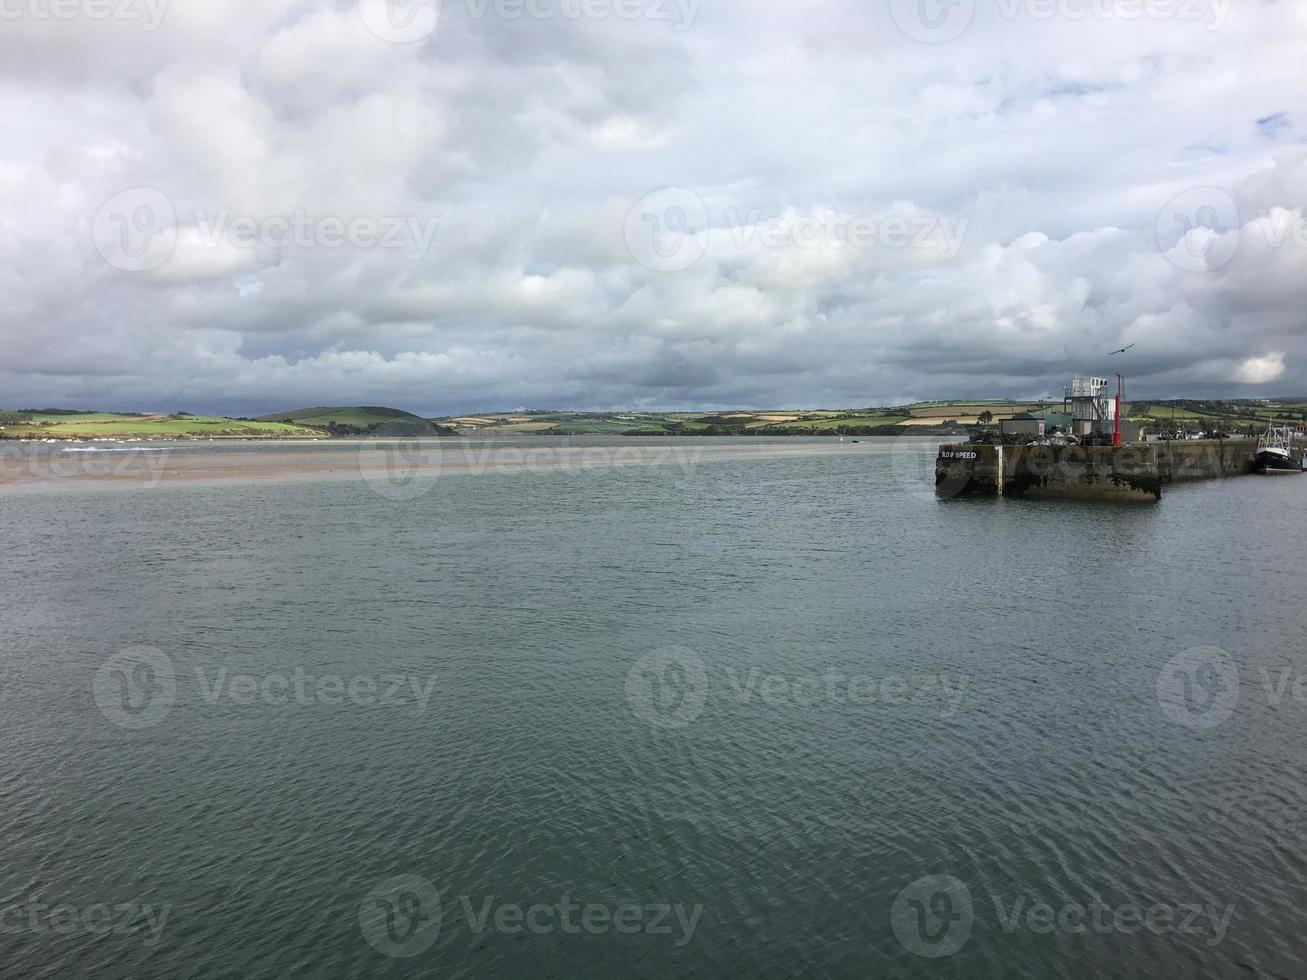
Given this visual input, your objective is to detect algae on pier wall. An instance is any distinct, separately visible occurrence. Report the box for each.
[936,439,1257,502]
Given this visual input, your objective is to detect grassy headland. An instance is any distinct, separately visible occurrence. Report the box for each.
[439,398,1307,437]
[253,406,454,437]
[4,398,1304,441]
[442,402,1046,437]
[0,407,452,441]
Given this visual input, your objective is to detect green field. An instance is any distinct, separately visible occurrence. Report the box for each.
[8,397,1304,442]
[1131,404,1209,420]
[21,412,154,424]
[438,403,1029,435]
[761,414,910,431]
[2,405,446,440]
[547,417,674,434]
[488,421,565,433]
[1131,400,1307,430]
[440,409,921,435]
[907,403,1043,419]
[0,406,454,440]
[0,412,323,440]
[258,406,415,427]
[255,406,451,435]
[438,398,1307,437]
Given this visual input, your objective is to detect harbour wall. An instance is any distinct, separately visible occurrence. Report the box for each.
[935,438,1258,502]
[1155,437,1261,483]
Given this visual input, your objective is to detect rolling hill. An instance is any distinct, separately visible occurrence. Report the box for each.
[7,399,1303,442]
[0,406,457,440]
[254,406,455,436]
[0,411,323,440]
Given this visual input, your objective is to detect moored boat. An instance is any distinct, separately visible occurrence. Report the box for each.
[1253,424,1300,474]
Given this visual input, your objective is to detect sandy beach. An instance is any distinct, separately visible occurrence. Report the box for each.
[0,438,887,490]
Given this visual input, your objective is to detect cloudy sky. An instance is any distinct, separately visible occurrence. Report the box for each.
[2,0,1305,414]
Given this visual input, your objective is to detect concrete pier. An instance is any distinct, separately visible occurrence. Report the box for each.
[935,438,1258,502]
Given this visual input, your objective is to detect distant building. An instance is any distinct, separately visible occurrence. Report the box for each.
[1061,376,1143,443]
[1064,377,1115,437]
[1000,411,1072,439]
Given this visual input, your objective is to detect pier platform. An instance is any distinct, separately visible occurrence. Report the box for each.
[935,439,1258,502]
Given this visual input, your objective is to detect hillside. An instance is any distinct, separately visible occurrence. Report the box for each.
[254,406,454,436]
[439,398,1307,437]
[7,399,1303,442]
[439,403,1033,436]
[0,411,323,440]
[1129,399,1307,431]
[0,406,457,440]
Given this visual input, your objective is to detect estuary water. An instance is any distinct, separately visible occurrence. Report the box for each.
[1,436,1305,978]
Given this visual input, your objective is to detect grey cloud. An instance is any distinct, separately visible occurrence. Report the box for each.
[1,0,1306,413]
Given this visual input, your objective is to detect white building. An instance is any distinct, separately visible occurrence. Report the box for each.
[1064,377,1116,437]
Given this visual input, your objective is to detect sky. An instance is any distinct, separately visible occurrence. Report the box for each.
[2,0,1305,415]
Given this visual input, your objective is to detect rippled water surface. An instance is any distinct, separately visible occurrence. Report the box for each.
[2,437,1305,978]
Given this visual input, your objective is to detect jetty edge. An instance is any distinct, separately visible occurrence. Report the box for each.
[935,438,1259,502]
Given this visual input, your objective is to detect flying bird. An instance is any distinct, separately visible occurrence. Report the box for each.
[1108,343,1136,355]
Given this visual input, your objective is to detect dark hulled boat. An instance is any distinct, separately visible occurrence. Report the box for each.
[1254,425,1301,474]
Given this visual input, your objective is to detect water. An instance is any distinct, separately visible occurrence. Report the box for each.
[1,437,1304,978]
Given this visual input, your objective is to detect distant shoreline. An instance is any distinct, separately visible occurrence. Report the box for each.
[0,430,952,443]
[4,397,1301,442]
[0,438,885,491]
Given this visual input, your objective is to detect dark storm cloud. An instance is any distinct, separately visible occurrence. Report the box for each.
[1,0,1306,414]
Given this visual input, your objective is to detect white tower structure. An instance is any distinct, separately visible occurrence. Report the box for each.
[1064,377,1116,437]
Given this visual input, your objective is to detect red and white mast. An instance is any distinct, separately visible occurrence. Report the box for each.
[1113,373,1123,447]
